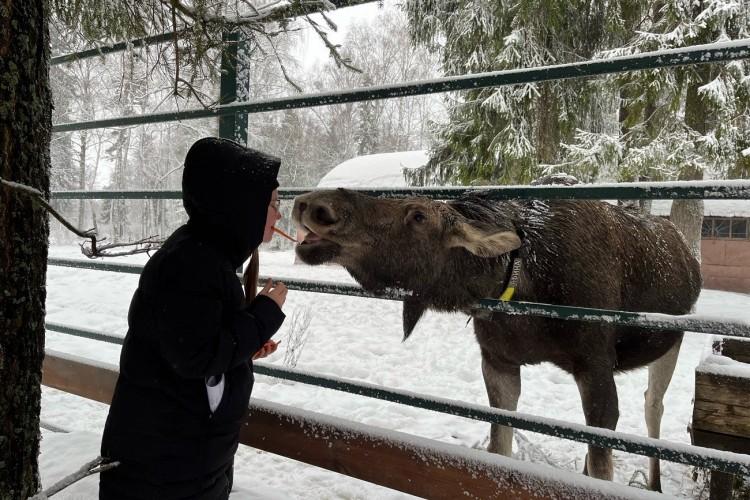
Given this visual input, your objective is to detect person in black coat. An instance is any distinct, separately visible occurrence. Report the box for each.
[100,137,288,499]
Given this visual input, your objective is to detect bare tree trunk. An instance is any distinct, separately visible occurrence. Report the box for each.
[672,53,716,263]
[0,1,51,498]
[78,131,87,228]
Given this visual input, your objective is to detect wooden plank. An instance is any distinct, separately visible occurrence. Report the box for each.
[692,428,750,455]
[713,337,750,364]
[42,351,657,500]
[690,429,745,500]
[694,370,750,438]
[42,352,118,404]
[242,400,626,500]
[695,373,750,408]
[709,471,735,500]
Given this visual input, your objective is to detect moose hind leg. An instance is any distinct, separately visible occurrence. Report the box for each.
[481,356,521,457]
[644,336,682,492]
[575,368,619,481]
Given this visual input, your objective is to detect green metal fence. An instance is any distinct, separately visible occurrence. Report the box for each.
[40,319,750,476]
[48,15,750,486]
[52,39,750,133]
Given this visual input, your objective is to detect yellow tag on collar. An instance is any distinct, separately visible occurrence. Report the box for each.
[499,286,515,302]
[498,257,521,301]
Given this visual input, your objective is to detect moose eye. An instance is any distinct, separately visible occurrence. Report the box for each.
[412,211,426,223]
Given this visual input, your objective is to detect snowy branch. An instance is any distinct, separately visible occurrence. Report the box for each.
[29,456,119,499]
[0,177,163,258]
[0,177,96,240]
[80,236,163,258]
[305,14,361,73]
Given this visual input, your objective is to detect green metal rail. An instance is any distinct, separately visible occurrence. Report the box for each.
[43,321,750,476]
[53,39,750,133]
[51,32,177,66]
[49,179,750,201]
[47,257,750,339]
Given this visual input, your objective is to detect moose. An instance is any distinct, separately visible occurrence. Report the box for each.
[292,187,701,490]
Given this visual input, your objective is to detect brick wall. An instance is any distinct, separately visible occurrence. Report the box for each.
[701,239,750,293]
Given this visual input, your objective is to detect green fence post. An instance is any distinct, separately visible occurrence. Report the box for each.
[218,31,248,144]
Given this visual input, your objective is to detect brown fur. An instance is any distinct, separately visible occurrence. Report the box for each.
[293,189,701,486]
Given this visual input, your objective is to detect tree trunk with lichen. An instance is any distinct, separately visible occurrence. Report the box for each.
[0,1,51,498]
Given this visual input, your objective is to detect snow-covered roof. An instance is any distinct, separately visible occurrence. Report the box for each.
[651,200,750,218]
[317,150,428,188]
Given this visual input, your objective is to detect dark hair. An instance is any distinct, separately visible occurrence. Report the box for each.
[242,249,260,305]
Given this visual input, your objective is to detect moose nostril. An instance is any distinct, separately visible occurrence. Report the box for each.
[313,204,337,226]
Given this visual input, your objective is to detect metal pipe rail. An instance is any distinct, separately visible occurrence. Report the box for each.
[47,258,750,339]
[42,324,750,476]
[50,0,378,66]
[41,350,666,499]
[52,39,750,133]
[47,179,750,201]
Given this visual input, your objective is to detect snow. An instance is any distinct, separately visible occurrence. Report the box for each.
[698,351,750,379]
[38,430,287,499]
[651,199,750,217]
[317,151,428,188]
[41,246,750,498]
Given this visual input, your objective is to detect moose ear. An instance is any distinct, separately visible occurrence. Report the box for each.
[448,222,521,257]
[403,297,427,342]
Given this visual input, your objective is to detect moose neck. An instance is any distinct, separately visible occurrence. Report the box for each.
[355,250,516,313]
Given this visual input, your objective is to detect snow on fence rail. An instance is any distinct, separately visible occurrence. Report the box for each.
[46,257,750,340]
[36,349,688,499]
[43,321,750,477]
[48,179,750,201]
[52,39,750,133]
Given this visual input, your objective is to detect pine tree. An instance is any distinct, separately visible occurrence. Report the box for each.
[587,0,750,258]
[582,0,750,185]
[405,0,624,185]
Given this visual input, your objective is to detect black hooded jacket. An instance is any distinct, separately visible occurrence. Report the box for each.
[100,138,285,499]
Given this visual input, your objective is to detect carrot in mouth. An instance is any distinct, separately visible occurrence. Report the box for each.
[273,226,297,242]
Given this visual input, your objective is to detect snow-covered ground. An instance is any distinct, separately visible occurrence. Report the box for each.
[41,246,750,498]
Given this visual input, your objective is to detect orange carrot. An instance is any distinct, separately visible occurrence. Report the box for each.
[273,226,297,242]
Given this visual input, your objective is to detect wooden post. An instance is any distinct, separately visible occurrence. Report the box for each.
[692,337,750,499]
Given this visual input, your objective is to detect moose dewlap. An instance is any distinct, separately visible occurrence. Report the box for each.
[293,189,701,490]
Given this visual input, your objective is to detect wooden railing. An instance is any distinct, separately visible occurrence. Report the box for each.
[42,350,662,500]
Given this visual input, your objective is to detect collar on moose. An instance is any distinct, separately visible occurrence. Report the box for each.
[499,251,522,301]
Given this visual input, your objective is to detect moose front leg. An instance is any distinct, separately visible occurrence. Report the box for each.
[481,355,521,457]
[575,368,619,481]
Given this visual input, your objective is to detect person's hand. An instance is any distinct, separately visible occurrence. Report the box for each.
[258,278,287,308]
[252,340,280,360]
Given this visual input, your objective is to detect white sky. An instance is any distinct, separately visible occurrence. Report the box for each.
[294,1,391,69]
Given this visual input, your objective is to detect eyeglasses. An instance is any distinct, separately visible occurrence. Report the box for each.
[269,199,281,212]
